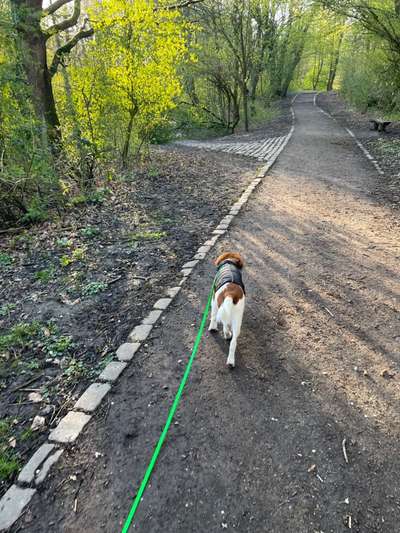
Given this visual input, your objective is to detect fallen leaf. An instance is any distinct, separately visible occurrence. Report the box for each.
[31,415,46,431]
[28,392,43,403]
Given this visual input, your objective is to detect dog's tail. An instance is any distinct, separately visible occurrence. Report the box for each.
[217,296,233,324]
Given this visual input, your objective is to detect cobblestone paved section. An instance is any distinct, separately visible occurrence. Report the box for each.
[177,135,289,162]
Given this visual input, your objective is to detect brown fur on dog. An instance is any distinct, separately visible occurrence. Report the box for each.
[215,252,244,269]
[216,283,244,306]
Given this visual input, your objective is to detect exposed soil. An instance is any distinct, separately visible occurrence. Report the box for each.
[10,93,400,532]
[317,92,400,211]
[0,144,264,497]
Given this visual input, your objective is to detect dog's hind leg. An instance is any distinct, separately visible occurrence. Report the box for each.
[226,300,244,368]
[223,323,232,340]
[208,296,218,332]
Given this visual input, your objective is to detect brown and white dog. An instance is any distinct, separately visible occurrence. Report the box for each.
[208,252,246,368]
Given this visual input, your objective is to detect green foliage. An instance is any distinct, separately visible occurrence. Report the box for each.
[0,320,73,358]
[0,419,19,481]
[312,1,400,114]
[63,358,88,381]
[80,226,100,239]
[0,321,42,354]
[0,1,60,226]
[0,253,12,266]
[35,267,56,283]
[57,237,73,248]
[68,187,111,206]
[20,428,34,442]
[44,335,73,357]
[59,246,86,267]
[0,303,16,317]
[128,230,167,242]
[0,453,19,481]
[82,281,108,296]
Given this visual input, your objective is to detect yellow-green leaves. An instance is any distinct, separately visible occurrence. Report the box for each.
[60,0,193,162]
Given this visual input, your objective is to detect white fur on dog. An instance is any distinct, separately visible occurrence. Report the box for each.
[209,285,245,368]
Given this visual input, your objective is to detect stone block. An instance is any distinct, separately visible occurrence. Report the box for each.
[74,383,111,413]
[49,411,92,444]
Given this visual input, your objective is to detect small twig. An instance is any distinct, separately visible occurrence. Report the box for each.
[10,374,43,393]
[316,474,324,483]
[8,401,34,406]
[50,387,76,426]
[0,226,25,234]
[55,477,69,492]
[342,438,349,464]
[108,275,122,284]
[74,498,78,513]
[324,306,334,317]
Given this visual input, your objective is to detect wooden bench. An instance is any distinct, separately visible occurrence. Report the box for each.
[369,119,391,132]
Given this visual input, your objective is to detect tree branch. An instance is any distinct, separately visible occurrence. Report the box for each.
[49,25,94,77]
[45,0,81,38]
[162,0,204,10]
[43,0,73,17]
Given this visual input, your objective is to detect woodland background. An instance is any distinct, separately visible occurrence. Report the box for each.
[0,0,399,226]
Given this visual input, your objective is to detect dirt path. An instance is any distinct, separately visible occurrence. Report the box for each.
[14,93,400,533]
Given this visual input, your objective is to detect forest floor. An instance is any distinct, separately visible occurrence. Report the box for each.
[5,92,400,533]
[0,102,292,498]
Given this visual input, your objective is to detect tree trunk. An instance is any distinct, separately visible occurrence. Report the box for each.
[242,82,249,132]
[312,56,324,90]
[11,0,61,148]
[326,32,344,91]
[122,105,138,167]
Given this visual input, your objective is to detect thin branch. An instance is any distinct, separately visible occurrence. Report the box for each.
[43,0,73,17]
[162,0,204,10]
[45,0,81,38]
[49,25,94,77]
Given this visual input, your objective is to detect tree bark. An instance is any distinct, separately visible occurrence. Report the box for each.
[242,82,249,132]
[11,0,61,147]
[326,32,344,91]
[122,104,138,167]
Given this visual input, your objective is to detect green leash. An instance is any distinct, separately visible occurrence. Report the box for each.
[121,284,214,533]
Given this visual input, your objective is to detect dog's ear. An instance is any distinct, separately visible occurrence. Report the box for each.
[215,252,244,269]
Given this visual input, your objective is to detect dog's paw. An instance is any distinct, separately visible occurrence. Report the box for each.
[223,330,232,340]
[208,325,218,333]
[226,359,235,369]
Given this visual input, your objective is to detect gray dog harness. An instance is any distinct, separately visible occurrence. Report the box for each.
[214,260,245,294]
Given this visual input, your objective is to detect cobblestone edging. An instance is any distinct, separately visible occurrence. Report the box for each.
[0,110,296,531]
[314,93,385,177]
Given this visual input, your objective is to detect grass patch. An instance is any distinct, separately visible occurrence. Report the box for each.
[128,230,167,243]
[20,428,34,442]
[0,452,19,481]
[0,321,42,355]
[0,419,20,481]
[0,321,73,359]
[35,267,56,283]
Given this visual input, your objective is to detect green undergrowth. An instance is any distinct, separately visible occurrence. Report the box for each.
[128,230,167,242]
[0,419,20,481]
